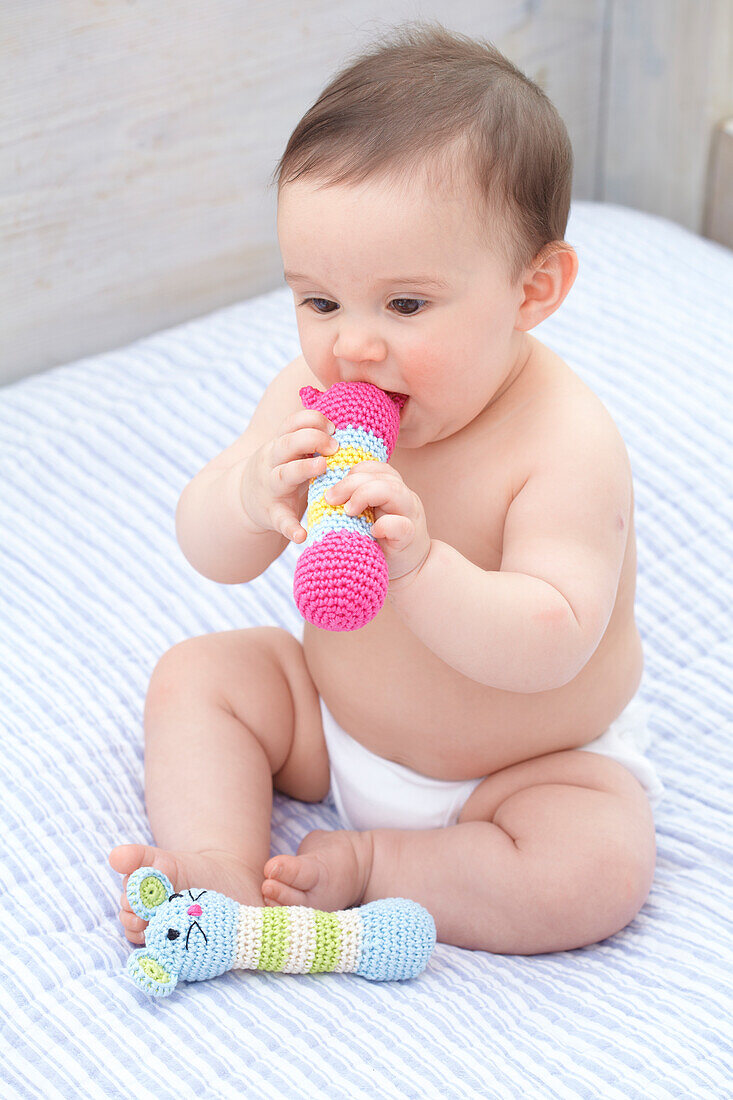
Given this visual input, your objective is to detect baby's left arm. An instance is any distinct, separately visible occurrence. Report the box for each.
[388,417,632,693]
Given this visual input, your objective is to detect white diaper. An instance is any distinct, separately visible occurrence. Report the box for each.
[319,695,665,832]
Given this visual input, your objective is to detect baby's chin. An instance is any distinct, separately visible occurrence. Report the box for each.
[394,408,452,449]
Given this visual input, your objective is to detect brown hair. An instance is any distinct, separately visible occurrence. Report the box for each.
[270,21,574,284]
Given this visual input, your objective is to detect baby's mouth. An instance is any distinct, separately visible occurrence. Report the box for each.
[385,391,409,413]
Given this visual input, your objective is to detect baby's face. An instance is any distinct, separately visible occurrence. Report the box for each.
[278,172,528,447]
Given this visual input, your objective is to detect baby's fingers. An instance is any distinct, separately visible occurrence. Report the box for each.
[119,906,148,944]
[272,454,327,492]
[371,514,413,544]
[272,422,338,470]
[270,502,307,542]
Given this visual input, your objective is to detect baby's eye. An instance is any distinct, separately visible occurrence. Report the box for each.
[299,297,426,316]
[167,928,180,940]
[300,297,338,314]
[390,298,426,316]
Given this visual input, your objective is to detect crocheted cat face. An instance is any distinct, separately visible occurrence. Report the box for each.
[125,866,239,997]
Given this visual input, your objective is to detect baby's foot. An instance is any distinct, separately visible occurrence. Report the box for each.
[262,829,374,912]
[109,844,265,944]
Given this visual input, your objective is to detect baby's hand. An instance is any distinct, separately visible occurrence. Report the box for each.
[324,461,431,586]
[240,409,338,542]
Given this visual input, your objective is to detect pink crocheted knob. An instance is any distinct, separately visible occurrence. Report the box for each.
[293,382,406,631]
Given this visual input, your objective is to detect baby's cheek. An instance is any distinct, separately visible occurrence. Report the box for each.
[401,348,450,401]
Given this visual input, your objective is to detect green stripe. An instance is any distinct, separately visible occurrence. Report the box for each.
[309,910,341,973]
[257,906,290,971]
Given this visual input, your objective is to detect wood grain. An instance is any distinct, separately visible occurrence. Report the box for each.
[1,0,728,383]
[703,118,733,249]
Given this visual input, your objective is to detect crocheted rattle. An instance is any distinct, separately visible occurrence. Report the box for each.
[293,381,407,631]
[124,866,436,997]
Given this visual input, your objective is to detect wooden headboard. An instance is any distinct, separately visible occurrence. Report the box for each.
[2,0,730,384]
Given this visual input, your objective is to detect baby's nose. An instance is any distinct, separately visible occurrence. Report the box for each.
[187,904,203,917]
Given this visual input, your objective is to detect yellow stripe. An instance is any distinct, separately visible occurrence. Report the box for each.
[307,495,375,527]
[324,444,379,471]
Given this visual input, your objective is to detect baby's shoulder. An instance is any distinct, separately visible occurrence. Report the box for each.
[520,339,629,463]
[491,338,633,511]
[485,341,635,557]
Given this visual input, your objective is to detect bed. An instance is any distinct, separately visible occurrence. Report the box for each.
[1,201,731,1098]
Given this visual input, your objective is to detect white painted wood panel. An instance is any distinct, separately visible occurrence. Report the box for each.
[704,118,733,249]
[0,0,604,383]
[3,0,730,384]
[601,0,733,233]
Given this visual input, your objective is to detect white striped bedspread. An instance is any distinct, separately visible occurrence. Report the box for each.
[0,201,730,1099]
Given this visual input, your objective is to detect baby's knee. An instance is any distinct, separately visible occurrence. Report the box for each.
[530,779,657,944]
[609,815,656,931]
[144,636,214,717]
[577,793,657,940]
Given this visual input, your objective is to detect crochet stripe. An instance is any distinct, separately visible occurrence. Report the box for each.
[304,425,388,550]
[233,905,364,974]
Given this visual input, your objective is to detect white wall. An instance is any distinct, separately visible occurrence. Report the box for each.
[600,0,732,229]
[1,0,730,384]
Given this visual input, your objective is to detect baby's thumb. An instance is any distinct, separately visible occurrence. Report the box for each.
[272,504,305,542]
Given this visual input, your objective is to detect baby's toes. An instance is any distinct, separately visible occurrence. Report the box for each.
[119,906,147,945]
[262,854,320,906]
[108,843,161,876]
[110,844,185,911]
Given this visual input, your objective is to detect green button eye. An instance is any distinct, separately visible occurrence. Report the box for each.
[139,875,167,909]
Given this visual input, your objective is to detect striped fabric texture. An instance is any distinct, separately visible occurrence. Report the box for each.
[0,202,730,1098]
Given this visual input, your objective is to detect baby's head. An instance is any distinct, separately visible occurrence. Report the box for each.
[272,22,578,446]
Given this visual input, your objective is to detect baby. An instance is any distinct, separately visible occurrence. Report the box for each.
[111,23,662,955]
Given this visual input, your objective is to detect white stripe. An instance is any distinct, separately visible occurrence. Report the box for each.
[233,906,265,970]
[334,908,362,973]
[281,907,317,974]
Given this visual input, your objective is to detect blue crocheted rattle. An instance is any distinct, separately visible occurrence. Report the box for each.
[123,866,436,997]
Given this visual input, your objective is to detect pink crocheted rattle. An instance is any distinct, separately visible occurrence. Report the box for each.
[293,382,407,631]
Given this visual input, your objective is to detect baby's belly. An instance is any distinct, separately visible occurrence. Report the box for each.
[303,598,643,780]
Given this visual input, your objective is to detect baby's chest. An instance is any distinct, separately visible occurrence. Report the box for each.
[392,444,512,573]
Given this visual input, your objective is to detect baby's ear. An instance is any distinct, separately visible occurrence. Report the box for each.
[126,866,175,920]
[127,948,179,997]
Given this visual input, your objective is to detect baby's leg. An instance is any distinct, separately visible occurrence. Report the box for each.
[109,626,330,942]
[265,749,656,953]
[364,750,657,952]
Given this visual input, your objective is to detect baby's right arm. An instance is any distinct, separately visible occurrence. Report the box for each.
[175,355,334,584]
